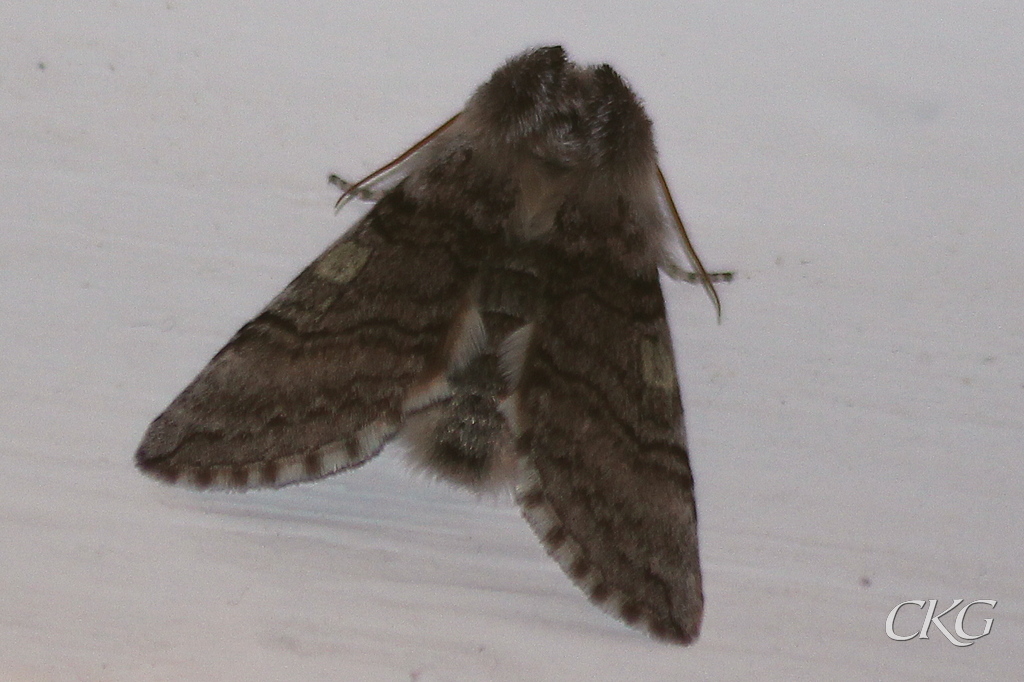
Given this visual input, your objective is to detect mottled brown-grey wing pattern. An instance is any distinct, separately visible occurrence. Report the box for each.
[135,45,717,646]
[514,238,703,644]
[135,149,509,489]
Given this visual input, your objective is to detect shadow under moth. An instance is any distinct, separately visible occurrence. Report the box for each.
[135,45,729,645]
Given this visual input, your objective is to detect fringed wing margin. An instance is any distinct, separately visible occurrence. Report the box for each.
[135,148,508,489]
[514,247,703,644]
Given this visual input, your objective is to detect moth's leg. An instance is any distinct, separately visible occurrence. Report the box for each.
[663,262,735,284]
[327,174,387,203]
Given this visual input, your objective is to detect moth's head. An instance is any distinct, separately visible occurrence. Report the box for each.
[464,46,656,176]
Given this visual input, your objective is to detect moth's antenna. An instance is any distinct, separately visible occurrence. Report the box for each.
[657,167,722,321]
[334,112,462,213]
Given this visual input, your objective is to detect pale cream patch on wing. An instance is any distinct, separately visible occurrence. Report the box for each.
[640,337,676,391]
[314,241,372,285]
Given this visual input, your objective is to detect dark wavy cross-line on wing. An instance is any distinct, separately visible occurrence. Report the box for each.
[134,44,718,647]
[135,150,511,489]
[514,221,703,645]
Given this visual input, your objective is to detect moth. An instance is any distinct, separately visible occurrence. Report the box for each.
[136,45,728,645]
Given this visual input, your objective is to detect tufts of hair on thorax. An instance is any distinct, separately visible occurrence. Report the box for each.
[461,46,657,181]
[448,46,665,254]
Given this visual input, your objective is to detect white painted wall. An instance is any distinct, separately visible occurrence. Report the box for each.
[2,2,1020,679]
